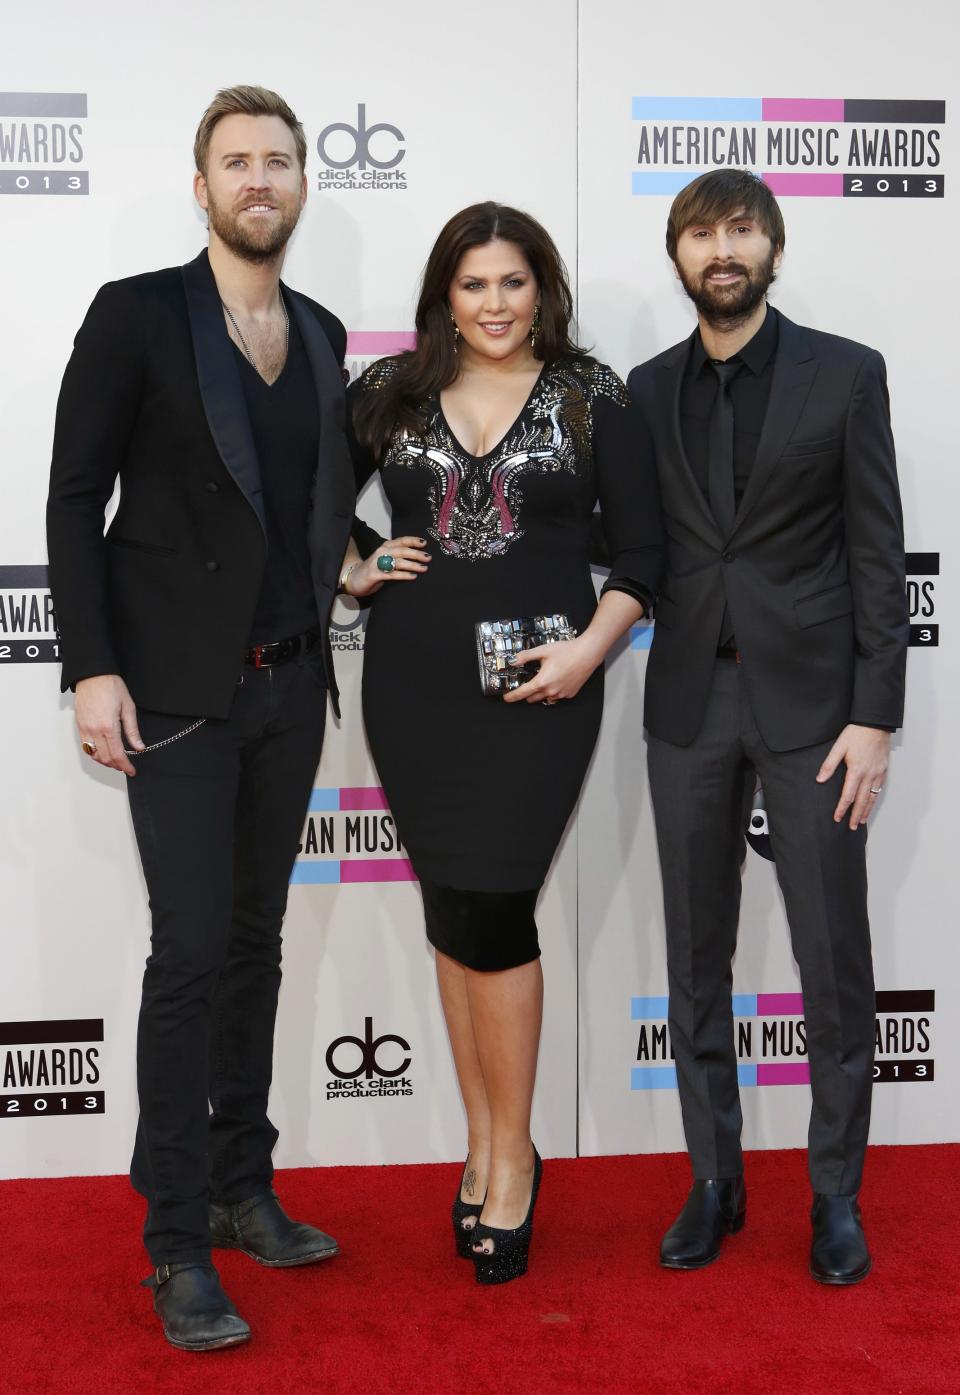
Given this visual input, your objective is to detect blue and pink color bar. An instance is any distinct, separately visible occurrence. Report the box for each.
[631,97,945,197]
[290,787,416,885]
[631,992,808,1089]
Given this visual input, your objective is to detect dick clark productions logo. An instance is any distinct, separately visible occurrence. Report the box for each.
[325,1018,413,1101]
[315,104,407,191]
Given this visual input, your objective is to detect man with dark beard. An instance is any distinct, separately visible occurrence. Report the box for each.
[47,87,359,1350]
[628,170,908,1283]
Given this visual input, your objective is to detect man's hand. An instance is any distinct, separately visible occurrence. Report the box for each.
[816,724,890,830]
[75,674,144,777]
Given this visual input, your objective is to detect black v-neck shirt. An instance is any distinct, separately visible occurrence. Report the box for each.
[234,313,321,644]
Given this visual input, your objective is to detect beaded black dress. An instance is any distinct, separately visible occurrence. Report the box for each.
[348,356,662,968]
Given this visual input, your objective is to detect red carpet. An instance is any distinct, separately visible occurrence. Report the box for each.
[1,1146,957,1395]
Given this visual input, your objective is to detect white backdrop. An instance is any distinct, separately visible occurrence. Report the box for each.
[1,0,955,1182]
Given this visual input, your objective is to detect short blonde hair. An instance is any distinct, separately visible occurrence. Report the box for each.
[194,85,307,175]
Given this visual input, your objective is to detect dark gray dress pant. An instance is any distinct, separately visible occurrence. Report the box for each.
[647,658,875,1195]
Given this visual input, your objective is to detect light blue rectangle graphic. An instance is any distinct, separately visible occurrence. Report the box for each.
[632,96,762,122]
[632,171,705,196]
[631,996,670,1019]
[631,623,654,650]
[308,788,340,812]
[737,1064,758,1087]
[732,994,758,1017]
[631,1065,678,1090]
[290,861,340,885]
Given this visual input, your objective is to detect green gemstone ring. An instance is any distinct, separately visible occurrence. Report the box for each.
[376,554,396,573]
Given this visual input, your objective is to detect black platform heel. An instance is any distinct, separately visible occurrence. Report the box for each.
[470,1149,542,1285]
[452,1158,486,1259]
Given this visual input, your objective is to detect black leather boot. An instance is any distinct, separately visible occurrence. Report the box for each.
[209,1189,339,1267]
[142,1261,250,1351]
[660,1177,746,1269]
[810,1194,871,1284]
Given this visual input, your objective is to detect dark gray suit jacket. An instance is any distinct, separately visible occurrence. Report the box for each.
[628,308,908,750]
[47,248,355,718]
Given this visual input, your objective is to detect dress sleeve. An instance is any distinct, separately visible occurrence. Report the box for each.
[591,369,664,613]
[346,362,391,557]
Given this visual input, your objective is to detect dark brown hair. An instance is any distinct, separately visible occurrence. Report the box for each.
[353,201,585,456]
[194,85,307,175]
[666,169,785,262]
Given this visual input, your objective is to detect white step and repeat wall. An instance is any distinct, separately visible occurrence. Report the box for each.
[2,0,956,1180]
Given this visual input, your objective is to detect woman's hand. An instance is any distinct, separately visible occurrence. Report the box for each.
[344,537,432,598]
[502,635,604,705]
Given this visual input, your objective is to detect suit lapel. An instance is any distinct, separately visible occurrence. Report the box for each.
[657,337,720,539]
[732,310,819,534]
[181,249,266,538]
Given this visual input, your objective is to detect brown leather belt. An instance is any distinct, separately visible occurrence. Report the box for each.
[244,626,321,669]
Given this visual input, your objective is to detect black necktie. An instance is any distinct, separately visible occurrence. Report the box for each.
[707,360,740,537]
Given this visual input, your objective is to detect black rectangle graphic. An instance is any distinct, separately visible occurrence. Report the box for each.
[2,1091,104,1118]
[905,553,939,576]
[0,640,60,664]
[0,1020,103,1047]
[875,990,935,1013]
[909,623,938,647]
[844,175,943,198]
[844,100,945,124]
[0,566,49,588]
[873,1060,933,1083]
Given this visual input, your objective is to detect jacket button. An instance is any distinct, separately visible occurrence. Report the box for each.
[722,551,736,563]
[206,481,219,493]
[206,560,219,572]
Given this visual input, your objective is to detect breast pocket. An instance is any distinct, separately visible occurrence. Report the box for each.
[780,435,842,460]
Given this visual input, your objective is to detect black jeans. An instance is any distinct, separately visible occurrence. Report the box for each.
[126,649,327,1265]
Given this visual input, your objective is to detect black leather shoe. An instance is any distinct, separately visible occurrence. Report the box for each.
[209,1189,339,1267]
[142,1261,250,1351]
[810,1193,871,1285]
[660,1177,746,1269]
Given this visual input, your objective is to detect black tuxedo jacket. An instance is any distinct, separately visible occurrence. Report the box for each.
[628,308,908,751]
[47,248,355,719]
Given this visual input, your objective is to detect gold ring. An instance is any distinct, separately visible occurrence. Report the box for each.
[81,740,97,757]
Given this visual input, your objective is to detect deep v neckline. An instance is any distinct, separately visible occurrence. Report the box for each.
[438,366,546,461]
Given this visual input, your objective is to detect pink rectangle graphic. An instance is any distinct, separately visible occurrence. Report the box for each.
[761,97,844,123]
[757,1062,811,1086]
[761,172,843,197]
[757,993,805,1016]
[339,787,389,811]
[346,331,416,356]
[339,858,417,883]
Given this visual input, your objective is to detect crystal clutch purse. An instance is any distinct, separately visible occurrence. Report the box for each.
[475,614,577,697]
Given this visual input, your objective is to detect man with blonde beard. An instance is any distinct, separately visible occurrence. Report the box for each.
[47,87,354,1349]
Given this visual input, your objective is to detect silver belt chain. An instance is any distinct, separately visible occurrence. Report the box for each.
[124,718,207,757]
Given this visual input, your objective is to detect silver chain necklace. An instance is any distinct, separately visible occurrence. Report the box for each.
[221,294,289,377]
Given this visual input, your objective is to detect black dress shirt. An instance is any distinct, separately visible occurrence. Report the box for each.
[679,302,778,513]
[235,312,322,645]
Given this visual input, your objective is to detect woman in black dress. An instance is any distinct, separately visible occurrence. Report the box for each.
[341,203,662,1283]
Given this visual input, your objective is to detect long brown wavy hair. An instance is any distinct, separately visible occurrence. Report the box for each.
[353,201,585,456]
